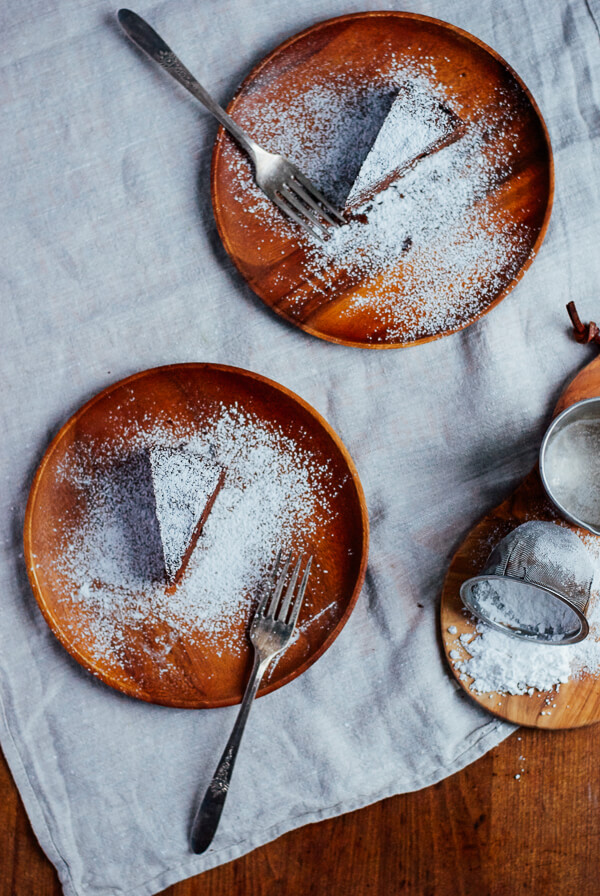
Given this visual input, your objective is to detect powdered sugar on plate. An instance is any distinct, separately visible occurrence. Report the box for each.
[448,531,600,696]
[219,55,542,344]
[344,80,463,210]
[47,403,339,668]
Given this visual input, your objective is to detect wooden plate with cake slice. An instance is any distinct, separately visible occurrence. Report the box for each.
[24,364,369,708]
[211,12,553,348]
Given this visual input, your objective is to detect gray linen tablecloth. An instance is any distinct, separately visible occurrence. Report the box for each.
[1,0,599,893]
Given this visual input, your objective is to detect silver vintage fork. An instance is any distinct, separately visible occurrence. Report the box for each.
[190,552,313,854]
[118,10,345,242]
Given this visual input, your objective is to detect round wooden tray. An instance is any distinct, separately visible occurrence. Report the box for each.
[211,12,553,349]
[24,364,369,708]
[441,353,600,728]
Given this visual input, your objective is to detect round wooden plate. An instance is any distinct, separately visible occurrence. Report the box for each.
[441,353,600,728]
[211,12,553,349]
[24,364,369,708]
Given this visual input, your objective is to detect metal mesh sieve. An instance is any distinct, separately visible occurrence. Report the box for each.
[460,521,595,644]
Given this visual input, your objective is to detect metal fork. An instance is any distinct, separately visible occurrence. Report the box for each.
[118,10,345,242]
[190,552,313,854]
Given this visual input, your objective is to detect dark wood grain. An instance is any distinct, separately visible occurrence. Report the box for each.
[441,353,600,727]
[4,723,600,895]
[212,12,554,349]
[24,364,368,708]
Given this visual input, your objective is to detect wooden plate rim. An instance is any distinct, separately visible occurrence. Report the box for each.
[23,363,370,707]
[210,10,555,350]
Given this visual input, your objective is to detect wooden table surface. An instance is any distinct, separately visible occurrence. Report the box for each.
[2,721,599,896]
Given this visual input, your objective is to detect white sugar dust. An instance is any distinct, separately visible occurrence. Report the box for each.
[448,533,600,697]
[467,578,579,640]
[47,404,339,666]
[222,56,537,343]
[149,444,222,583]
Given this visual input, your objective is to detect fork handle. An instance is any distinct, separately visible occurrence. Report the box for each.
[118,9,261,162]
[190,651,270,854]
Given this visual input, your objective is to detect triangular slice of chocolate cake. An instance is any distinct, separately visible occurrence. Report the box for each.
[344,81,465,212]
[149,445,225,587]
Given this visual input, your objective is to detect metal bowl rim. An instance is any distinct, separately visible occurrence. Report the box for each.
[459,573,590,644]
[539,397,600,537]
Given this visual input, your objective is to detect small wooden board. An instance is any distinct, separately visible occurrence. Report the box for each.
[24,364,369,708]
[441,353,600,728]
[211,12,553,348]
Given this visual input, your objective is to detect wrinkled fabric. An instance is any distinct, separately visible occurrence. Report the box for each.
[0,1,599,894]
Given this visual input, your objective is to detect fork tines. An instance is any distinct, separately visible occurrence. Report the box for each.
[259,552,313,625]
[274,165,345,243]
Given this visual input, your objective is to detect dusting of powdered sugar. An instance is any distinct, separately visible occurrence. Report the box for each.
[448,530,600,696]
[149,444,222,582]
[46,403,340,666]
[344,80,462,209]
[221,56,538,343]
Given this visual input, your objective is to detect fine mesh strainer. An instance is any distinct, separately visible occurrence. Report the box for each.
[460,521,594,644]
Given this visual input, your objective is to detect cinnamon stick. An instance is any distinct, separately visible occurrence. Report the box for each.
[566,301,600,345]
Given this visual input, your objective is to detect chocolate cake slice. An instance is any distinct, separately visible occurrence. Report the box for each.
[344,82,465,212]
[149,445,225,587]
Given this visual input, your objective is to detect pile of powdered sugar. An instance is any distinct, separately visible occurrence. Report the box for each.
[50,404,337,665]
[223,57,534,342]
[467,578,579,640]
[449,532,600,696]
